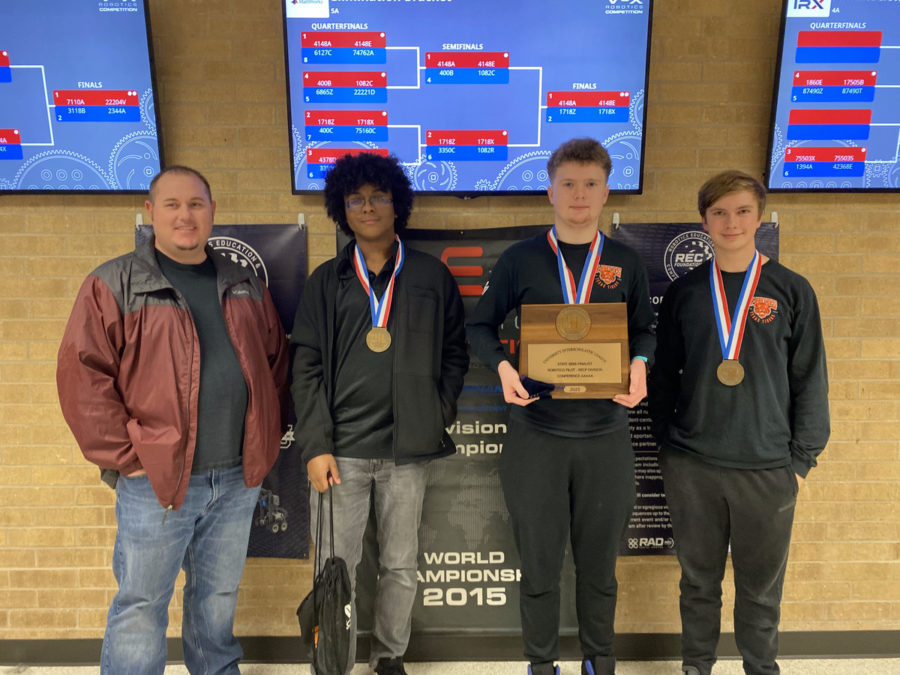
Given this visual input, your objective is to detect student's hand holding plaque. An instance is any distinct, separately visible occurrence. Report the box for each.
[497,360,538,406]
[613,357,647,409]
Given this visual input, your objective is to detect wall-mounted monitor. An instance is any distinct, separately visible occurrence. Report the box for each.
[282,0,653,195]
[0,0,163,194]
[765,0,900,192]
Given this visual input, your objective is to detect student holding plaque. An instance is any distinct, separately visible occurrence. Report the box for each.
[648,171,830,675]
[290,152,468,675]
[467,138,655,675]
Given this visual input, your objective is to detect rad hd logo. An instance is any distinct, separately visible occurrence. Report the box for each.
[787,0,832,18]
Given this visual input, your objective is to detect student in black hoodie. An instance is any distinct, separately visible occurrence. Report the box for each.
[467,138,656,675]
[649,170,830,675]
[291,153,468,675]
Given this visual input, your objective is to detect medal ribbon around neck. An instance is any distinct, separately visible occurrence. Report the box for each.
[709,250,762,362]
[546,226,604,304]
[352,235,405,329]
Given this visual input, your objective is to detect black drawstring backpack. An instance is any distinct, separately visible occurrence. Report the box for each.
[297,489,352,675]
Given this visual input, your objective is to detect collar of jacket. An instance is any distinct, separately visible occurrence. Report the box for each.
[130,235,252,294]
[335,239,399,280]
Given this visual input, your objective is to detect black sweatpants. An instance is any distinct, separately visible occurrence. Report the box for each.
[500,421,635,667]
[659,448,798,675]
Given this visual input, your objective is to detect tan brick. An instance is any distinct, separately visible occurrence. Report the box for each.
[8,569,80,589]
[0,487,75,508]
[861,339,900,359]
[30,465,97,486]
[8,609,77,629]
[75,527,117,548]
[78,568,116,589]
[783,581,852,602]
[0,548,35,568]
[74,486,116,507]
[828,601,893,621]
[36,548,107,569]
[0,343,29,360]
[77,607,112,629]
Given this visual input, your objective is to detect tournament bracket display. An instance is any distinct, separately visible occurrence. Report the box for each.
[766,0,900,192]
[282,0,653,195]
[0,1,162,194]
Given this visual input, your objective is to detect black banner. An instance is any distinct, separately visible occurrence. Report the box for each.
[136,224,309,559]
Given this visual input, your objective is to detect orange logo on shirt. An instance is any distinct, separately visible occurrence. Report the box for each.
[595,265,622,289]
[749,296,778,324]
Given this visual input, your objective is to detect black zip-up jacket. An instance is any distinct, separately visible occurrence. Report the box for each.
[290,242,469,465]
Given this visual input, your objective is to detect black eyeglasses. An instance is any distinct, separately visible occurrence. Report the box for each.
[346,195,393,211]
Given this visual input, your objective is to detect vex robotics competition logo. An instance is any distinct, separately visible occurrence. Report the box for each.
[210,236,269,285]
[605,0,645,15]
[663,231,714,281]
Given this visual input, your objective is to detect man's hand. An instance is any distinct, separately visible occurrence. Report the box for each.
[796,474,805,489]
[307,454,340,493]
[498,360,537,407]
[613,358,648,409]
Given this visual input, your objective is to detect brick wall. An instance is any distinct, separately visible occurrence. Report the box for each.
[0,0,897,642]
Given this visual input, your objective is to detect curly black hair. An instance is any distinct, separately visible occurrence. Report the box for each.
[323,153,414,237]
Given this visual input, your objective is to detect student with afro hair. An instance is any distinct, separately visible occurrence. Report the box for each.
[290,152,468,675]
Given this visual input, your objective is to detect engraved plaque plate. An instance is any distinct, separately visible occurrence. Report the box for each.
[520,303,629,399]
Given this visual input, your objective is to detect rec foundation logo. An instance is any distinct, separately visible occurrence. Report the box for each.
[663,231,714,281]
[210,236,269,285]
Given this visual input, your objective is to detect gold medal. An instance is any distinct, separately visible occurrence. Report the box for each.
[555,306,591,341]
[717,359,744,386]
[366,326,391,353]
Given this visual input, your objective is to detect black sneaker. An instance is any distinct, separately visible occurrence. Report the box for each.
[582,655,616,675]
[375,656,407,675]
[528,663,560,675]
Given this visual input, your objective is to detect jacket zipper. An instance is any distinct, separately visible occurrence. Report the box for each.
[165,287,194,522]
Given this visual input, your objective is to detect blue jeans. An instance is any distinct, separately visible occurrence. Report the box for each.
[310,457,428,674]
[101,464,261,675]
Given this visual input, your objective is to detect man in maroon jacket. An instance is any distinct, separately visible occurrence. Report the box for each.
[57,166,289,675]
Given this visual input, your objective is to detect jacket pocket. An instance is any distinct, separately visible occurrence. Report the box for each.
[406,287,438,335]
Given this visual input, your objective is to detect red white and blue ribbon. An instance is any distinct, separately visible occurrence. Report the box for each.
[546,226,604,304]
[352,235,405,328]
[709,250,762,361]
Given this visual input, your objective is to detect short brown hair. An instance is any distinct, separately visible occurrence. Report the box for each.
[148,165,212,203]
[546,137,612,181]
[697,170,766,218]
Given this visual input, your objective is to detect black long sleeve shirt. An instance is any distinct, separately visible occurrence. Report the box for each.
[648,259,830,476]
[466,229,656,437]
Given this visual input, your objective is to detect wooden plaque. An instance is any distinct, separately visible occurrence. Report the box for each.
[520,303,629,399]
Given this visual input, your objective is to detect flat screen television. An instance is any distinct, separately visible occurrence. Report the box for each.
[765,0,900,192]
[0,0,163,194]
[282,0,653,195]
